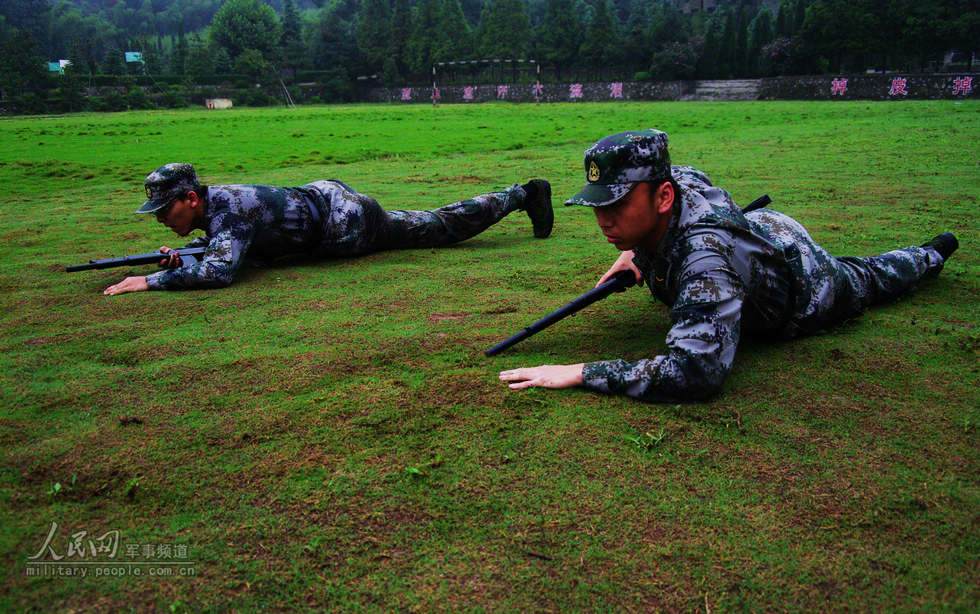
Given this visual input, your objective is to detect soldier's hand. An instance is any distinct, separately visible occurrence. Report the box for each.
[596,250,642,289]
[104,276,149,296]
[158,246,182,269]
[499,364,585,390]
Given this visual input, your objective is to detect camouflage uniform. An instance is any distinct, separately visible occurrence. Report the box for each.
[136,165,527,290]
[566,131,948,403]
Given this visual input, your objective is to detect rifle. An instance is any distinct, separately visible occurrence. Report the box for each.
[484,194,772,356]
[66,247,206,273]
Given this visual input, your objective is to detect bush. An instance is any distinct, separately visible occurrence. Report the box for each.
[126,87,155,110]
[162,85,189,108]
[103,91,128,111]
[15,92,47,114]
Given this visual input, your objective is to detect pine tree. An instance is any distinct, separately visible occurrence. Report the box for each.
[175,21,187,76]
[476,0,532,59]
[734,6,748,77]
[389,0,411,74]
[537,0,582,78]
[406,0,440,72]
[357,0,392,74]
[580,0,620,70]
[718,9,735,78]
[746,7,774,76]
[434,0,473,63]
[280,0,306,73]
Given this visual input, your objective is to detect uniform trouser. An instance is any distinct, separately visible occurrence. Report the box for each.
[747,210,946,335]
[309,180,526,256]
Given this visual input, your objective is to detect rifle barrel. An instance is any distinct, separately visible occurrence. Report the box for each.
[66,247,207,273]
[485,270,637,356]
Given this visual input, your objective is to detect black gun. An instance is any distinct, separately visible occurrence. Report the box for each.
[66,247,206,273]
[484,194,772,356]
[485,270,637,356]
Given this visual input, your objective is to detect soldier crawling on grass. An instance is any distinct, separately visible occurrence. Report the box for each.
[103,164,554,295]
[499,129,959,402]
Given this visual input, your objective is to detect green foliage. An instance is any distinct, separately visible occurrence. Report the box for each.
[537,0,581,72]
[209,0,281,59]
[233,48,270,78]
[580,0,620,68]
[476,0,530,59]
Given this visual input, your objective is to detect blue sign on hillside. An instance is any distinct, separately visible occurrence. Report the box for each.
[125,52,144,64]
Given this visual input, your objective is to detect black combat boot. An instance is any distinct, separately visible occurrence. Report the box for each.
[921,232,958,261]
[521,179,553,239]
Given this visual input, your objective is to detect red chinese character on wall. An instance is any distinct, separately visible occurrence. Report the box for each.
[463,86,475,100]
[610,82,623,98]
[496,85,509,99]
[830,78,848,95]
[532,82,543,101]
[888,77,908,96]
[400,88,412,101]
[569,83,583,99]
[952,77,973,95]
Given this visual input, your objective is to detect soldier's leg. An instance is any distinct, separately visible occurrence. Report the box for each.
[796,240,947,332]
[376,185,526,250]
[748,210,946,333]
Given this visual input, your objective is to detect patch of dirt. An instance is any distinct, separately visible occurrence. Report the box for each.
[428,312,471,323]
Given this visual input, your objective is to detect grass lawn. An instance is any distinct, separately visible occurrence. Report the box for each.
[1,100,977,611]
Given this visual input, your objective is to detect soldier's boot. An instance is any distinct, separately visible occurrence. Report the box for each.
[921,232,958,261]
[520,179,553,239]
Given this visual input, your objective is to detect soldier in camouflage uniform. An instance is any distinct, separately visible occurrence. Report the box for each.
[499,129,959,402]
[103,163,554,295]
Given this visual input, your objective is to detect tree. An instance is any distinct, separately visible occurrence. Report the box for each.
[309,1,360,75]
[389,0,411,75]
[234,48,269,78]
[580,0,620,71]
[717,9,736,77]
[435,0,473,62]
[210,0,281,59]
[746,7,774,76]
[357,0,392,74]
[697,13,722,78]
[537,0,582,78]
[103,47,127,75]
[185,33,215,78]
[0,29,47,97]
[476,0,530,59]
[621,1,649,72]
[279,0,306,73]
[174,21,188,75]
[406,0,440,72]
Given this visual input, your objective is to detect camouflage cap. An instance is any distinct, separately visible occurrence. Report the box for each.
[136,163,199,214]
[565,129,671,207]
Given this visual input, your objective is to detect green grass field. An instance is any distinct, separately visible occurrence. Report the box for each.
[1,101,978,611]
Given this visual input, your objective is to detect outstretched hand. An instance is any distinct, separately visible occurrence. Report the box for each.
[596,249,643,288]
[499,363,585,390]
[104,276,148,296]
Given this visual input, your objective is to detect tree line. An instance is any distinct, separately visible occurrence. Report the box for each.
[1,0,977,108]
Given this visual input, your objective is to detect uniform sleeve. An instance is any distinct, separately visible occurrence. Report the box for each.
[179,236,209,249]
[144,213,256,290]
[581,226,745,402]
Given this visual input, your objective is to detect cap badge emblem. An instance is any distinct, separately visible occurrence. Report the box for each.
[588,161,600,182]
[145,186,153,199]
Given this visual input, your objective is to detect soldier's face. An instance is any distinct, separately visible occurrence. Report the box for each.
[594,182,674,251]
[156,191,200,236]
